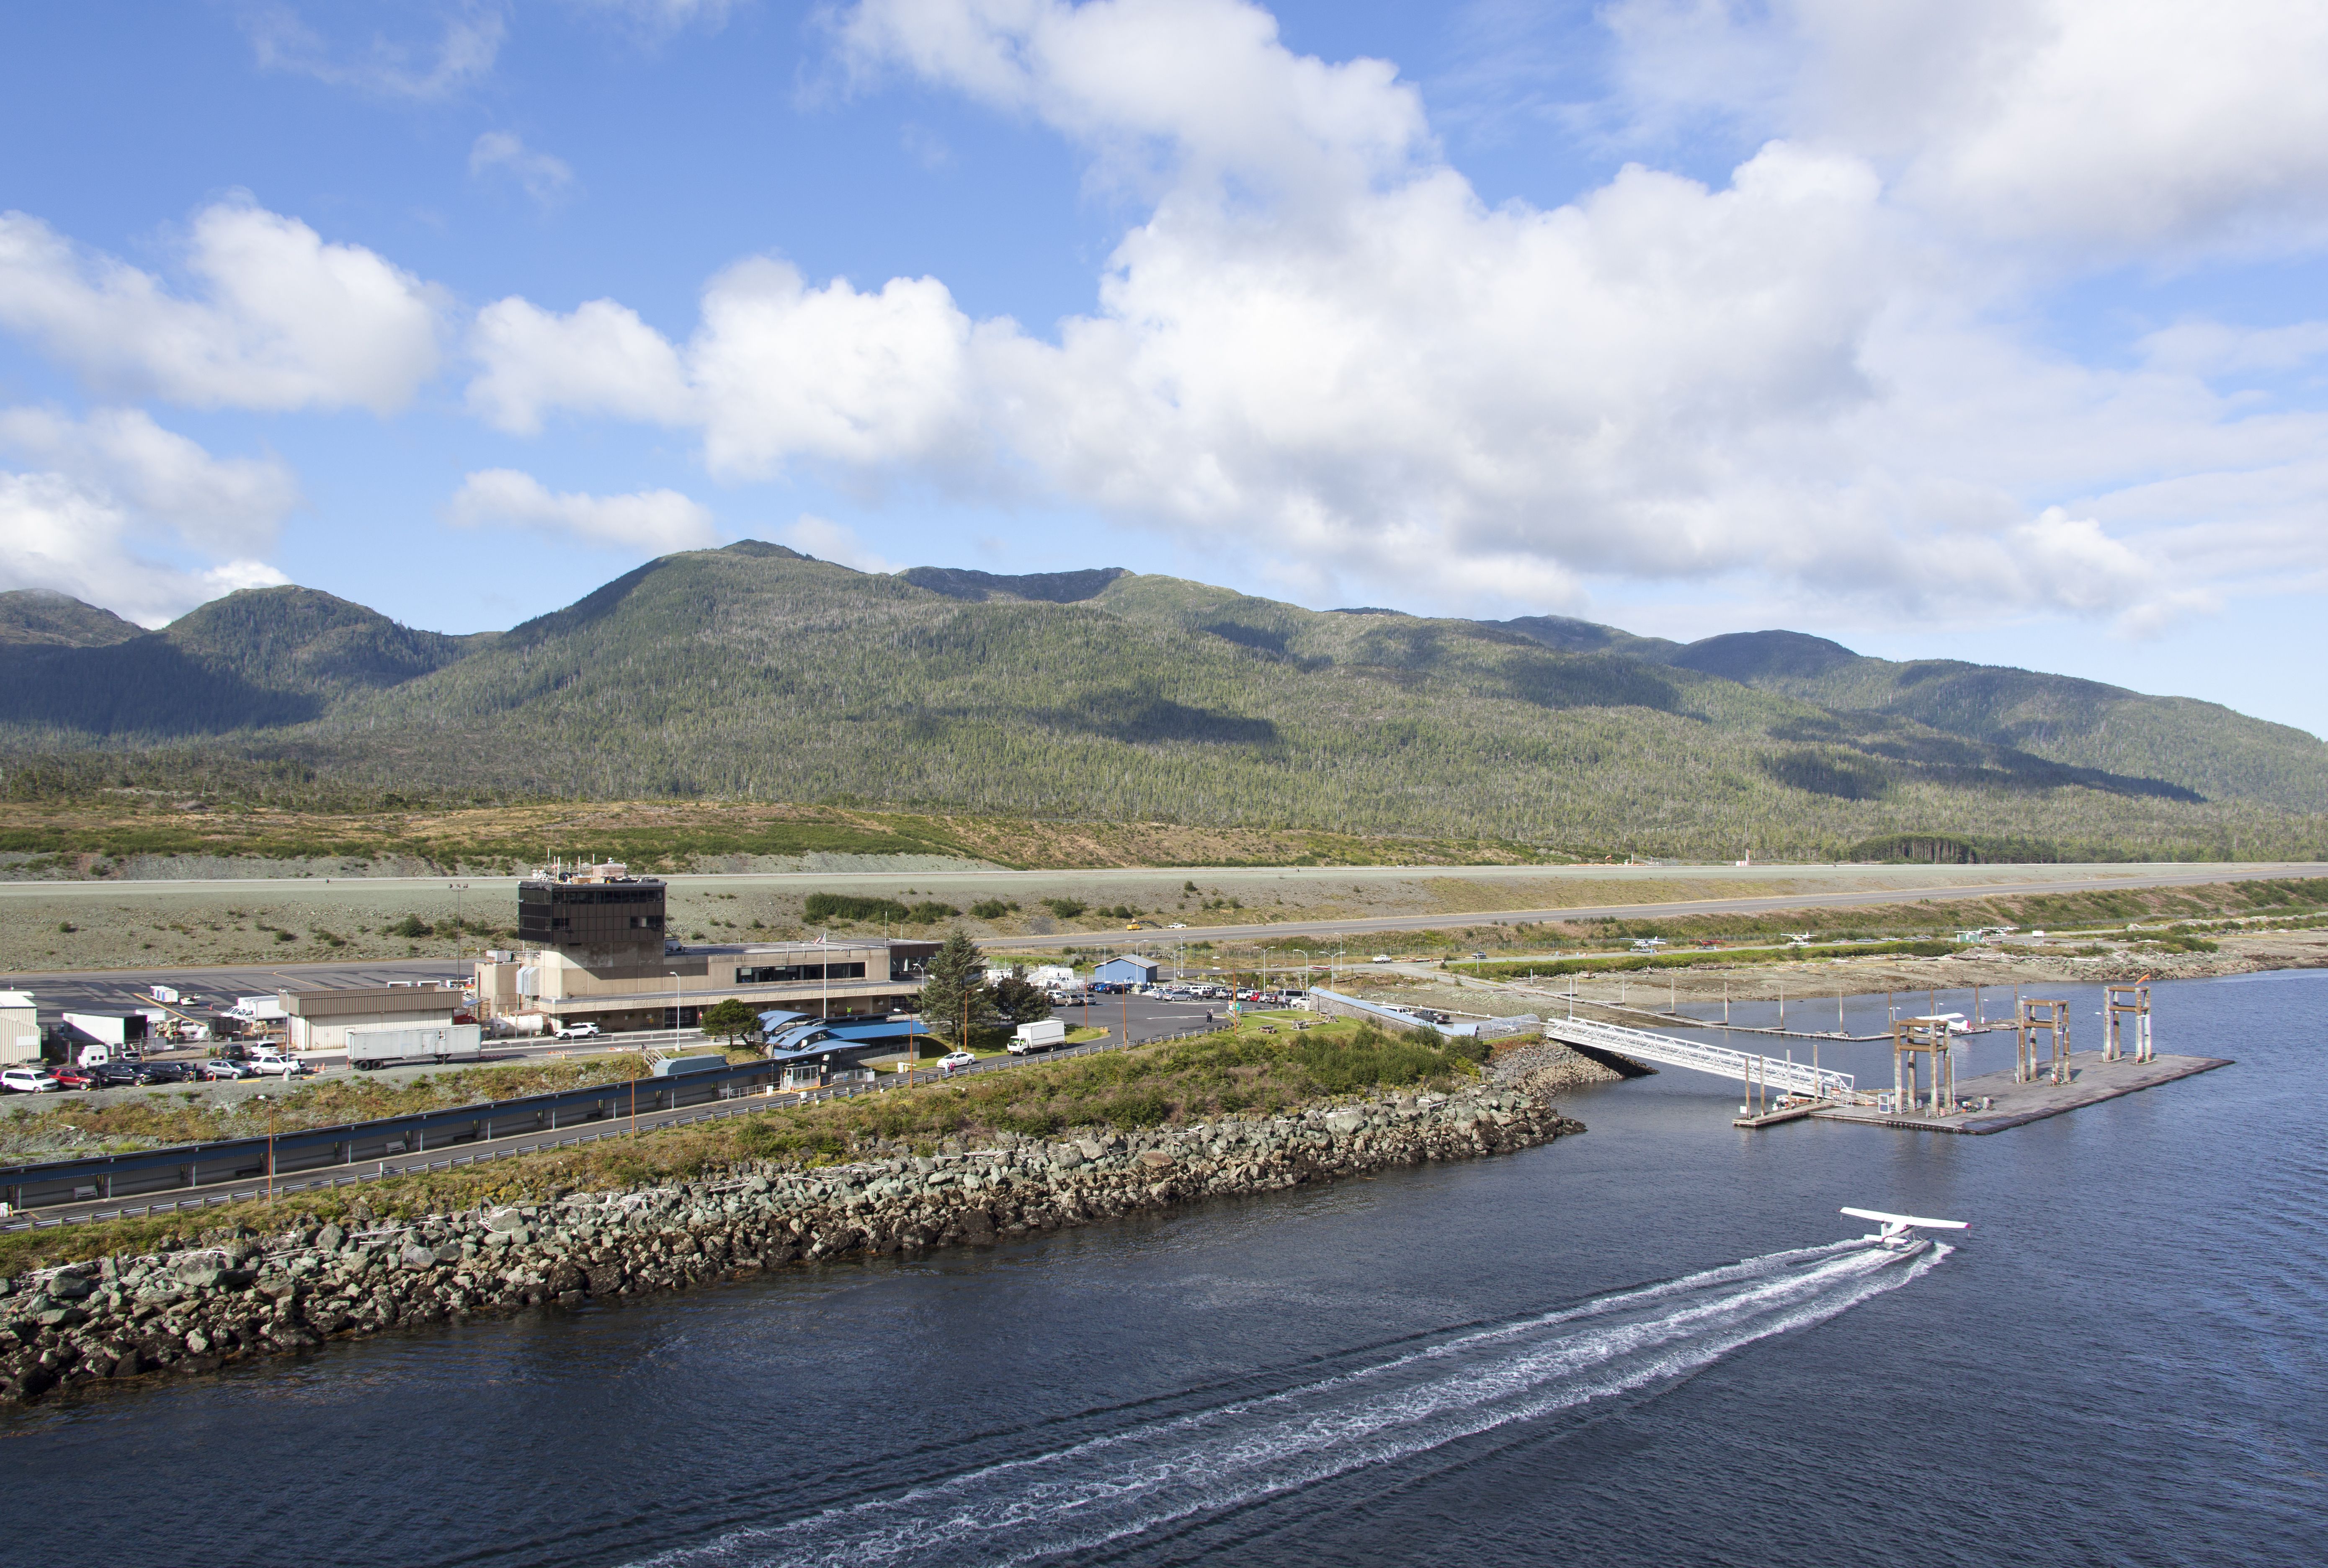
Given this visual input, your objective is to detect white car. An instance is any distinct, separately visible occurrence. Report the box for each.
[554,1021,601,1040]
[1371,954,1393,963]
[244,1051,309,1077]
[1,1066,61,1094]
[938,1050,977,1075]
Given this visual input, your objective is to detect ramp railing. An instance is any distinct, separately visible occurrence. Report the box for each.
[1544,1016,1854,1099]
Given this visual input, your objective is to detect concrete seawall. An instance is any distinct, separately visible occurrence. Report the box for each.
[0,1080,1584,1406]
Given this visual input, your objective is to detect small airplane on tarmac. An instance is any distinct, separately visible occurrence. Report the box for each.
[1842,1207,1970,1250]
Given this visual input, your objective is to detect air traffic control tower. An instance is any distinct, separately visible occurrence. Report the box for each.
[516,861,667,969]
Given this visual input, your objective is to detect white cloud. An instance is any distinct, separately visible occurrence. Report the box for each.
[467,297,693,433]
[459,0,2328,635]
[0,199,445,414]
[830,0,1428,199]
[1604,0,2328,263]
[445,469,718,551]
[243,2,507,100]
[469,258,981,475]
[782,515,899,573]
[0,406,302,557]
[470,132,578,208]
[0,471,290,628]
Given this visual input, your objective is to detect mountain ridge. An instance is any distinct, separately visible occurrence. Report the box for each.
[0,550,2319,858]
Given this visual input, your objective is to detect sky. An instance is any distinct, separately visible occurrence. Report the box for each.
[3,0,2326,737]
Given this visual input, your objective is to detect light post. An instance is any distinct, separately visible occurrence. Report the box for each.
[669,971,680,1039]
[449,881,469,963]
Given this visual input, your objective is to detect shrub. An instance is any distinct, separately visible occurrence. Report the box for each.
[1041,897,1087,918]
[803,892,909,924]
[388,913,434,938]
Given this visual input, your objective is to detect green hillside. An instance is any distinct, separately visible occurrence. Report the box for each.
[0,589,144,648]
[1662,630,2328,812]
[0,547,2320,861]
[0,585,482,737]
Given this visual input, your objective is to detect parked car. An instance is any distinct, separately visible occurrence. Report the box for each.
[1371,954,1393,963]
[938,1050,977,1075]
[90,1060,145,1088]
[554,1021,601,1040]
[134,1062,193,1085]
[49,1065,100,1091]
[1,1067,61,1094]
[243,1051,309,1077]
[200,1059,253,1081]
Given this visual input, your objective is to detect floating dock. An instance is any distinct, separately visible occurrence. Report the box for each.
[1810,1050,2231,1135]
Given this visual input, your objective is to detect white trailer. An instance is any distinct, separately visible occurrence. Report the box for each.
[1008,1018,1069,1054]
[63,1012,147,1048]
[346,1022,484,1070]
[148,985,181,1004]
[231,995,288,1023]
[1023,965,1077,990]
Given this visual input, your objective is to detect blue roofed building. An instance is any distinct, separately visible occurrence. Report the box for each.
[1092,956,1160,986]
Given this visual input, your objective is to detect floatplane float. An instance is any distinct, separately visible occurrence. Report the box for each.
[1842,1207,1969,1250]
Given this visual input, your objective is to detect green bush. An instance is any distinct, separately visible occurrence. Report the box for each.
[803,892,910,924]
[388,913,434,938]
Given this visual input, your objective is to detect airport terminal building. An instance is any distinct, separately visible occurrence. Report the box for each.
[470,865,939,1034]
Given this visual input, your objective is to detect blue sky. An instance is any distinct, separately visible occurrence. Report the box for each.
[3,1,2326,738]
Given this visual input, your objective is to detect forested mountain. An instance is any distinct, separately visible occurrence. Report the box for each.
[1650,629,2326,813]
[2,544,2321,860]
[0,585,484,736]
[0,589,143,648]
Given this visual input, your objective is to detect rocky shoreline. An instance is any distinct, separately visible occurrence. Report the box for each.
[0,1080,1583,1406]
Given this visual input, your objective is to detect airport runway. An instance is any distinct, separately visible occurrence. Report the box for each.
[5,862,2320,1014]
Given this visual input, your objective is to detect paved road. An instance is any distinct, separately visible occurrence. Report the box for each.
[981,861,2328,953]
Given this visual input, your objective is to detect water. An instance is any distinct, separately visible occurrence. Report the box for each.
[3,970,2322,1567]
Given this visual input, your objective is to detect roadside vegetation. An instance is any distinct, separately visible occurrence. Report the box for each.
[0,1017,1477,1277]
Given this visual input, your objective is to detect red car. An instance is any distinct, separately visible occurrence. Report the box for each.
[49,1065,99,1091]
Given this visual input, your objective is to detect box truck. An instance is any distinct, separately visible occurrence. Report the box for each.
[346,1022,484,1070]
[1008,1018,1069,1055]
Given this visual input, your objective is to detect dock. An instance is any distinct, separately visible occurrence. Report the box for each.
[1810,1051,2231,1135]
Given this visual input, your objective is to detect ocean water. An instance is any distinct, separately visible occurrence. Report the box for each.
[2,970,2321,1568]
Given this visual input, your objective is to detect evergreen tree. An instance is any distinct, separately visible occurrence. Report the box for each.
[991,972,1052,1026]
[918,929,998,1045]
[699,997,759,1047]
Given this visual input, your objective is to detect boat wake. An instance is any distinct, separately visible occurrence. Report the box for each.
[642,1240,1946,1568]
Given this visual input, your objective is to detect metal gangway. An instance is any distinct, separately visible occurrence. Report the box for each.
[1544,1016,1854,1100]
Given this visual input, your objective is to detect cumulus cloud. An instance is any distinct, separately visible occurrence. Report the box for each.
[470,259,982,475]
[0,406,302,557]
[1604,0,2328,263]
[0,419,296,629]
[782,514,899,573]
[243,2,507,99]
[445,469,718,551]
[470,132,578,208]
[457,0,2328,634]
[0,199,445,414]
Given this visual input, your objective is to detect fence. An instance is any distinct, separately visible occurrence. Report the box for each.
[1,1016,1241,1232]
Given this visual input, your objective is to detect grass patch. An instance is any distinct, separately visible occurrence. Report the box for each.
[0,1019,1475,1275]
[1448,938,1967,979]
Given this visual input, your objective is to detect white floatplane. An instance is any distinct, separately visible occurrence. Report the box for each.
[1842,1207,1969,1250]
